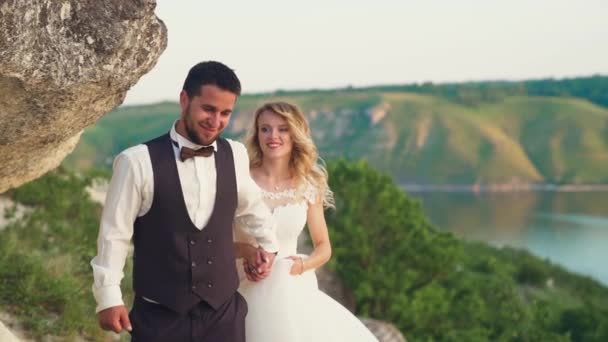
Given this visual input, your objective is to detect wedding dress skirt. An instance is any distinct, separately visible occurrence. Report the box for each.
[235,183,378,342]
[238,257,378,342]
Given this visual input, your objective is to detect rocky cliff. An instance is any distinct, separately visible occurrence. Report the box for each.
[0,0,167,193]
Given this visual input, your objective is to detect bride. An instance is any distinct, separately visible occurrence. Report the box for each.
[234,102,378,341]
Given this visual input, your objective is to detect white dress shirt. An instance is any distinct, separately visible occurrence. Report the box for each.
[91,123,279,313]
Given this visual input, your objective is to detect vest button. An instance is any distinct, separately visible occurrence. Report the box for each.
[207,259,213,265]
[192,285,197,290]
[190,240,196,245]
[207,282,213,288]
[191,262,197,268]
[207,238,213,244]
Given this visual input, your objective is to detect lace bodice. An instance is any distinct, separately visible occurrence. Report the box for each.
[262,181,316,257]
[235,181,317,258]
[260,180,316,212]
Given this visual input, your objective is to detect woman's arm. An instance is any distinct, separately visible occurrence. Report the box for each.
[288,197,332,275]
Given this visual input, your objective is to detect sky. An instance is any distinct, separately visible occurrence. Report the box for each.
[123,0,608,105]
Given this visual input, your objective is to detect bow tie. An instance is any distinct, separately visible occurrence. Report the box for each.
[180,145,214,161]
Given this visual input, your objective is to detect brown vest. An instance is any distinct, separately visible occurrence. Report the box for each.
[132,134,239,314]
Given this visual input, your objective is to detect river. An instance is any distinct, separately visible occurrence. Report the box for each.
[407,189,608,285]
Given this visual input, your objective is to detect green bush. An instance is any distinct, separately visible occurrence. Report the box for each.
[559,306,608,342]
[326,159,463,338]
[517,259,550,286]
[325,159,607,341]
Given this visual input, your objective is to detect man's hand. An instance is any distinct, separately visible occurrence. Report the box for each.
[97,305,132,333]
[243,248,276,281]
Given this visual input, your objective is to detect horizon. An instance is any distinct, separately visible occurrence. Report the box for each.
[120,73,607,107]
[122,0,608,106]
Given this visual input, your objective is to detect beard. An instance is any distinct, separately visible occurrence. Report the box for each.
[183,103,220,145]
[184,114,203,145]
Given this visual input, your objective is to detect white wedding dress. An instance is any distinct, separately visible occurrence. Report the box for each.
[236,182,378,342]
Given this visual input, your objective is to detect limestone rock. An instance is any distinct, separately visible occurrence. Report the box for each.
[0,0,167,193]
[0,312,23,342]
[0,321,19,342]
[0,195,28,230]
[315,265,357,312]
[361,318,407,342]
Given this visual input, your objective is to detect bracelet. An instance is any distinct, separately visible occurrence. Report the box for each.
[298,257,305,275]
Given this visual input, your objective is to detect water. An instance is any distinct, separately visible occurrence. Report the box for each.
[407,190,608,285]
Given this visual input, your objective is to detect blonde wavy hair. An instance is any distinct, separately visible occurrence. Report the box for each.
[245,101,335,209]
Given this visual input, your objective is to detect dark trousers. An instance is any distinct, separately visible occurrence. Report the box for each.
[129,293,247,342]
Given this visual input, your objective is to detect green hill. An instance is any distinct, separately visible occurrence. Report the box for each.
[64,77,608,185]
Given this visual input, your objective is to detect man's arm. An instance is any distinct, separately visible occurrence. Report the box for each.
[90,152,142,332]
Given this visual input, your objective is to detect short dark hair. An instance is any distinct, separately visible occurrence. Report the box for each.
[182,61,242,97]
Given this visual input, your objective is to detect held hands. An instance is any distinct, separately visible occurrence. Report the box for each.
[287,255,306,275]
[243,247,276,282]
[97,305,132,333]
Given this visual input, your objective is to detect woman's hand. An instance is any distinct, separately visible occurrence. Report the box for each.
[287,255,306,275]
[243,259,270,281]
[236,243,262,281]
[242,246,273,281]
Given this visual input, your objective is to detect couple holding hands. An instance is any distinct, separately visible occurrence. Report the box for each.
[91,61,378,341]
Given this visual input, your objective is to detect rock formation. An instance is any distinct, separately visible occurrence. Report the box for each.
[0,321,19,342]
[361,318,407,342]
[0,0,167,193]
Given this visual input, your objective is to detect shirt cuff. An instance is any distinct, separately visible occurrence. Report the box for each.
[93,284,124,313]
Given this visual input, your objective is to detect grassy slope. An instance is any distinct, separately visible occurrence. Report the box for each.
[482,97,608,183]
[63,92,608,185]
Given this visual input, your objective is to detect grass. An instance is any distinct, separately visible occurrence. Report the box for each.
[0,169,134,341]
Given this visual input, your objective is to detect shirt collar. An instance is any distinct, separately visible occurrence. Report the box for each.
[170,120,218,152]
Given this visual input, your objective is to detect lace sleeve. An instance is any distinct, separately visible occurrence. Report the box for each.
[302,181,318,205]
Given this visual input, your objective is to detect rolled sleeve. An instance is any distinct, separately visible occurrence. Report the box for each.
[231,141,279,253]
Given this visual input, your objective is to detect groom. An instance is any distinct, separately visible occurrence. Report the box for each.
[91,61,278,341]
